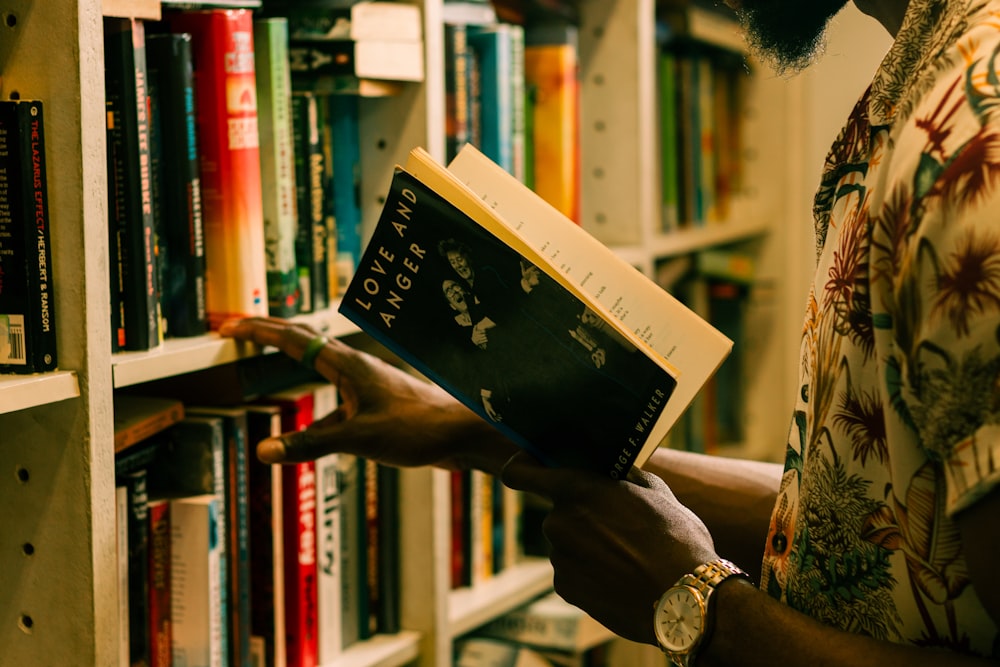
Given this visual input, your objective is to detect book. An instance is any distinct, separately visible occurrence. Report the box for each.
[147,498,172,667]
[524,22,580,224]
[259,385,321,667]
[146,32,209,338]
[283,1,423,42]
[312,385,343,661]
[165,8,269,328]
[116,484,131,667]
[255,17,302,318]
[0,99,58,373]
[118,468,152,667]
[338,145,731,478]
[245,405,286,667]
[468,23,517,175]
[326,94,364,292]
[474,592,615,653]
[444,22,473,163]
[186,406,252,667]
[292,74,405,97]
[104,17,162,352]
[288,39,425,82]
[376,463,401,634]
[113,394,185,454]
[291,90,329,314]
[336,452,364,650]
[170,494,224,667]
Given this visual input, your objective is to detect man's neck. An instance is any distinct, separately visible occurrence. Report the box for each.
[853,0,912,36]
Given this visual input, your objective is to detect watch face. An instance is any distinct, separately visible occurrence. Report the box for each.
[654,586,705,653]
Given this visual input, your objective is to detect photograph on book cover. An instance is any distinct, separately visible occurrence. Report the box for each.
[340,168,678,479]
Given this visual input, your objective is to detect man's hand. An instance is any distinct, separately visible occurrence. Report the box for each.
[218,317,518,473]
[501,451,718,645]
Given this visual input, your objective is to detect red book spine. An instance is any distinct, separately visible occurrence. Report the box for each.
[283,462,318,667]
[166,9,267,328]
[148,499,172,667]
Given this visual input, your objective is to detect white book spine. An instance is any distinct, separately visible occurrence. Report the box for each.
[316,452,343,661]
[170,494,223,667]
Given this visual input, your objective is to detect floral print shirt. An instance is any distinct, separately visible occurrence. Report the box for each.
[760,0,1000,656]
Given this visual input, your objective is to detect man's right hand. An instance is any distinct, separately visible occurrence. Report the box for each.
[218,317,519,474]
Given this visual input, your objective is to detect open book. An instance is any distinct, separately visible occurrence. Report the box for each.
[338,145,731,478]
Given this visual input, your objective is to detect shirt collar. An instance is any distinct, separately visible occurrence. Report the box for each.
[869,0,980,124]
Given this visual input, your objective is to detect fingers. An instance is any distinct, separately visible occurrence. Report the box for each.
[501,450,602,501]
[218,317,363,379]
[257,410,354,464]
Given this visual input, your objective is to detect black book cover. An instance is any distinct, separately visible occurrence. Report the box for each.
[147,32,209,338]
[0,99,57,373]
[105,17,161,351]
[339,168,678,478]
[291,91,329,313]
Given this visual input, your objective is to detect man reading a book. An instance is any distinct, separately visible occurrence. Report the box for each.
[220,0,1000,663]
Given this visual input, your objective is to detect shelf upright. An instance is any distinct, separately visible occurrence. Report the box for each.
[0,1,117,665]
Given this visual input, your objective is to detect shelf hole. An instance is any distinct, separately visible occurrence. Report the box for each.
[594,120,606,132]
[19,615,33,634]
[9,90,20,100]
[22,543,34,556]
[376,195,386,205]
[16,466,29,483]
[376,139,387,150]
[595,213,607,224]
[592,26,603,38]
[593,74,605,86]
[5,13,16,28]
[593,167,605,179]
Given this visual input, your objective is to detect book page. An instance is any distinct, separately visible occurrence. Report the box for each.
[405,146,733,460]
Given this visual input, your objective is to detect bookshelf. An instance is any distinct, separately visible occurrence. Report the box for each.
[0,1,887,666]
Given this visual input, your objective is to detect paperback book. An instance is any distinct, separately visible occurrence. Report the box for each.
[338,145,731,478]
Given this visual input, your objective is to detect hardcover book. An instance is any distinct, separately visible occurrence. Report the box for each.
[254,17,302,318]
[0,99,58,373]
[147,32,209,338]
[291,91,329,314]
[338,145,731,479]
[165,9,269,328]
[104,17,162,352]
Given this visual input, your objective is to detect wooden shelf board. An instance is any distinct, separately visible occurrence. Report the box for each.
[325,631,422,667]
[112,304,360,388]
[102,0,161,20]
[448,558,554,637]
[0,371,80,414]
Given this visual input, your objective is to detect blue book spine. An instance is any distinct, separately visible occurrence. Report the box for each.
[328,94,364,290]
[468,25,515,175]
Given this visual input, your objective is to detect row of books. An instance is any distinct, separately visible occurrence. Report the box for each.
[103,7,377,353]
[443,12,582,224]
[658,11,747,231]
[112,381,400,667]
[0,99,57,375]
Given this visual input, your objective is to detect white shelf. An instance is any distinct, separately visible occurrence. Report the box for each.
[646,219,769,259]
[327,631,422,667]
[112,304,360,388]
[0,371,80,414]
[448,558,554,638]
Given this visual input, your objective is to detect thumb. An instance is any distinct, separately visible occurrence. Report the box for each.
[256,409,351,464]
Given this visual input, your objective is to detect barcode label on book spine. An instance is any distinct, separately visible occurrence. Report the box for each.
[1,314,26,364]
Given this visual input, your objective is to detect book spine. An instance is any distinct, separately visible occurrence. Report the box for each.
[123,469,152,667]
[658,49,680,232]
[326,94,363,293]
[450,470,470,589]
[246,407,285,667]
[0,99,58,373]
[468,25,514,174]
[444,23,472,162]
[148,499,172,667]
[166,9,268,328]
[283,462,319,667]
[116,485,131,667]
[254,17,301,318]
[146,33,209,338]
[290,91,328,313]
[524,40,581,224]
[337,453,362,649]
[104,17,161,351]
[509,24,527,184]
[376,464,401,634]
[170,495,224,667]
[363,458,379,639]
[316,453,343,660]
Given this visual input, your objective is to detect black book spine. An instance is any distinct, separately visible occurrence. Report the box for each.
[0,99,57,373]
[105,17,161,351]
[288,40,358,77]
[147,32,208,338]
[291,91,329,313]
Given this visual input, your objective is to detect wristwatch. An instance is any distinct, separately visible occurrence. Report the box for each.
[652,558,749,667]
